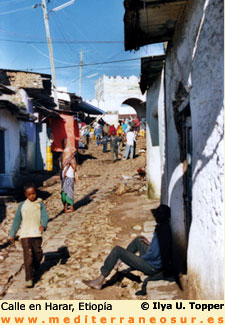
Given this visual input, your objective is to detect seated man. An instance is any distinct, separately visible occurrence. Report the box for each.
[83,204,172,290]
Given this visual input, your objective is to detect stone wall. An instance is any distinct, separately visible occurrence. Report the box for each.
[0,70,51,91]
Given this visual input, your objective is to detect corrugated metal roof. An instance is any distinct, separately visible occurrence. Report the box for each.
[124,0,187,50]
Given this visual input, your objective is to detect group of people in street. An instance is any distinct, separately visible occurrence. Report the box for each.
[89,117,141,162]
[8,114,169,293]
[79,116,146,163]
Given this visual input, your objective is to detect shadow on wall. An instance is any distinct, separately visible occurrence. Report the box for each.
[163,167,188,275]
[0,200,6,224]
[146,79,160,147]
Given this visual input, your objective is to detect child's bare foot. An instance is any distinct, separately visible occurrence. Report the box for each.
[82,275,105,290]
[64,204,74,213]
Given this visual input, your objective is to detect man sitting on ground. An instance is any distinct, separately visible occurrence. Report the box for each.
[83,204,172,290]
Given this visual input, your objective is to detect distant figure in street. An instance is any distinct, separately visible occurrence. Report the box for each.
[83,205,172,290]
[83,125,90,148]
[9,183,48,288]
[123,127,136,160]
[110,131,120,162]
[60,141,78,213]
[134,116,140,133]
[117,122,123,137]
[103,123,109,137]
[102,134,108,153]
[126,121,132,133]
[121,120,127,134]
[108,124,117,137]
[94,124,102,146]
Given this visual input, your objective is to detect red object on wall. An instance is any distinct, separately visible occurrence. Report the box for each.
[49,114,79,152]
[74,120,79,149]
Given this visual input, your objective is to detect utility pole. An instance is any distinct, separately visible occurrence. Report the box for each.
[41,0,59,108]
[78,49,83,97]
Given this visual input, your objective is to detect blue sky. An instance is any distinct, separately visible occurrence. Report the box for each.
[0,0,164,99]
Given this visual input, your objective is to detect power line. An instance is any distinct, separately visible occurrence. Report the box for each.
[30,43,75,65]
[65,49,125,87]
[0,0,29,6]
[0,5,31,15]
[28,57,142,71]
[0,38,123,44]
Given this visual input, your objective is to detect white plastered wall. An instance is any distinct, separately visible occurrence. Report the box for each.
[146,74,162,198]
[0,109,20,188]
[164,0,224,298]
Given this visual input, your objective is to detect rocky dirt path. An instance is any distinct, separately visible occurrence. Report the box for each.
[0,138,187,300]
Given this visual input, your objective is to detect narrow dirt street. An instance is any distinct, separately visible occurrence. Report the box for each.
[0,138,187,300]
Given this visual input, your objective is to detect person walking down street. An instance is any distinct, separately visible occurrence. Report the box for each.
[82,205,172,290]
[110,131,120,162]
[108,124,117,137]
[121,120,127,134]
[95,124,102,146]
[134,116,140,133]
[123,127,136,160]
[9,183,48,288]
[102,134,108,153]
[103,123,109,137]
[83,125,90,148]
[117,122,123,137]
[60,145,78,213]
[126,121,131,133]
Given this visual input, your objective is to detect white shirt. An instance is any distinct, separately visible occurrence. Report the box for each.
[63,165,74,178]
[20,199,42,238]
[126,131,136,146]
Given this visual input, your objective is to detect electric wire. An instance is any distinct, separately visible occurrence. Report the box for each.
[30,43,75,65]
[65,49,125,87]
[0,0,29,5]
[0,6,32,15]
[28,57,142,71]
[0,38,123,44]
[51,11,79,63]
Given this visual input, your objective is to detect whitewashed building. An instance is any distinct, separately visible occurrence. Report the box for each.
[124,0,224,299]
[0,85,36,189]
[87,75,146,125]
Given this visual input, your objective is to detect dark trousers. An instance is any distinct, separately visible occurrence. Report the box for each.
[100,236,157,277]
[103,142,107,152]
[85,135,89,146]
[21,237,43,281]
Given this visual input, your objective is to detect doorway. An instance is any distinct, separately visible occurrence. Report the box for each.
[0,129,5,174]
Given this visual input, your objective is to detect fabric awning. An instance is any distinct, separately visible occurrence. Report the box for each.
[72,100,104,115]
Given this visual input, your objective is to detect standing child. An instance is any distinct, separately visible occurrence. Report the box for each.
[60,146,78,213]
[9,183,48,288]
